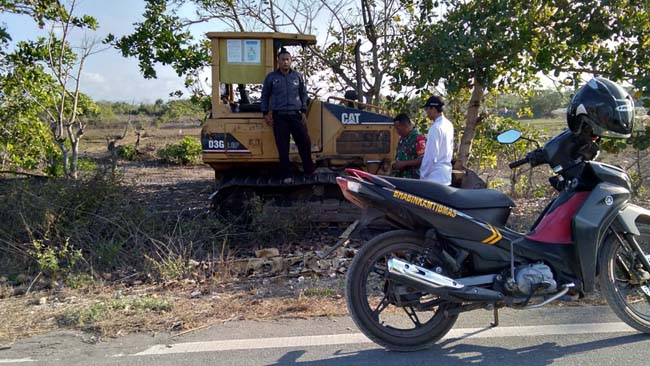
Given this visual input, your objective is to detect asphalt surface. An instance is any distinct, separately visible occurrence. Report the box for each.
[1,305,649,365]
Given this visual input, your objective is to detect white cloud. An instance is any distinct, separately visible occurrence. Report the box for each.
[82,72,106,84]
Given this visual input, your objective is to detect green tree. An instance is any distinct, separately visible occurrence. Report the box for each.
[528,89,571,118]
[0,61,58,170]
[2,0,104,178]
[111,0,424,105]
[399,0,650,168]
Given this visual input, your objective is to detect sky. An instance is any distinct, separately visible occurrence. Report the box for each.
[0,0,216,103]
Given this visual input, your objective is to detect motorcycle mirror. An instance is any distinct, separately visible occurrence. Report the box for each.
[497,129,522,144]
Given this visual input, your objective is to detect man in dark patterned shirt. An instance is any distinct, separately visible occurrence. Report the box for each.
[392,113,426,179]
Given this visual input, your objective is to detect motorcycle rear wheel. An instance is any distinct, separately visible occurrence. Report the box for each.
[599,224,650,334]
[345,230,458,351]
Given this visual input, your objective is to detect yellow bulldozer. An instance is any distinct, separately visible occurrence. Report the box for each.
[202,32,399,221]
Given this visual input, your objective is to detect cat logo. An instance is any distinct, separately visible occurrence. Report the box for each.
[341,113,361,124]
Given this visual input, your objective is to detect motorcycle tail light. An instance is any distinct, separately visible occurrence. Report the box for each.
[347,181,361,192]
[344,168,395,189]
[336,177,366,208]
[336,177,361,193]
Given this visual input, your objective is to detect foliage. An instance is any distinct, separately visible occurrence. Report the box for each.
[0,38,60,171]
[116,145,137,161]
[628,124,650,152]
[157,136,202,165]
[470,116,540,169]
[89,99,205,124]
[158,99,205,123]
[29,238,84,279]
[112,0,423,105]
[600,138,630,155]
[532,1,650,103]
[527,89,571,118]
[0,172,231,275]
[0,117,58,171]
[44,155,97,177]
[145,253,190,281]
[0,0,65,29]
[0,172,317,280]
[470,116,543,196]
[398,0,650,166]
[90,102,117,124]
[64,273,94,289]
[1,0,103,178]
[110,0,209,80]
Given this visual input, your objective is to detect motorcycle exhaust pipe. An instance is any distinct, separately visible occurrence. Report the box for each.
[387,258,504,302]
[387,258,464,289]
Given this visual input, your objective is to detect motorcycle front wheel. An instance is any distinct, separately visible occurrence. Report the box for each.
[599,224,650,333]
[345,230,458,351]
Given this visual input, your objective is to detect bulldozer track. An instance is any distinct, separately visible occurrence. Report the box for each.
[211,171,360,224]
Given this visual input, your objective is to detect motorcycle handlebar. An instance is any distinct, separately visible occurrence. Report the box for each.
[509,157,529,169]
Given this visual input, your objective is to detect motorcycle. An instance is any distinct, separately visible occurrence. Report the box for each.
[336,127,650,351]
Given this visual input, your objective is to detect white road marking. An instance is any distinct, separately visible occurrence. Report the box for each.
[133,322,636,356]
[0,359,36,364]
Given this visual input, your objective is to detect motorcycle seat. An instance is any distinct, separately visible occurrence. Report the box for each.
[382,176,515,209]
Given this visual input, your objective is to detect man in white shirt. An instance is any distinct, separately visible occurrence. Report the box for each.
[420,96,454,185]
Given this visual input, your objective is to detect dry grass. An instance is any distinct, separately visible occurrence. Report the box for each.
[81,120,202,156]
[0,280,347,344]
[2,117,645,346]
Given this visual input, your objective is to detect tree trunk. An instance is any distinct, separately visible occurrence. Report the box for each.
[70,139,79,179]
[457,80,484,168]
[61,146,69,178]
[1,144,7,167]
[354,39,363,104]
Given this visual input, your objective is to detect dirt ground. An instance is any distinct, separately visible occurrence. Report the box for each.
[2,123,647,346]
[0,158,601,347]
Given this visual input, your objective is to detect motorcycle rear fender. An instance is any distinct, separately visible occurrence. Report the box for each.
[615,204,650,235]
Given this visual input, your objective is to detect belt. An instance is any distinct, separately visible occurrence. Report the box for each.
[274,110,301,115]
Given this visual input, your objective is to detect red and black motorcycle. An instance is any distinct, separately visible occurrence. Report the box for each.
[337,78,650,351]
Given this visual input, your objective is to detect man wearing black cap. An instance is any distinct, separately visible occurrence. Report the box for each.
[420,95,454,185]
[261,48,314,183]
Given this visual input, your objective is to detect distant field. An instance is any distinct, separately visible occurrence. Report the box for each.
[521,112,650,137]
[519,117,565,136]
[81,118,202,158]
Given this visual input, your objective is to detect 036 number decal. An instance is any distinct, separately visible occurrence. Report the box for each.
[208,140,225,149]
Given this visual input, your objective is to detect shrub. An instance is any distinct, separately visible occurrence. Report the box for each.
[45,156,98,177]
[116,145,137,161]
[0,172,231,278]
[30,238,84,279]
[157,136,202,165]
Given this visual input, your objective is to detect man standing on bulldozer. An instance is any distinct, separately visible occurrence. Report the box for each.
[261,47,314,183]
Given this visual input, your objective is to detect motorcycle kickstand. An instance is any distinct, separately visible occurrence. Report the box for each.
[491,307,499,327]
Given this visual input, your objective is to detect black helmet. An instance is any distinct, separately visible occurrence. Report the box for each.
[567,77,634,138]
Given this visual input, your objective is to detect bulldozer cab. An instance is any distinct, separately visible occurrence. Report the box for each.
[208,32,315,110]
[202,31,397,182]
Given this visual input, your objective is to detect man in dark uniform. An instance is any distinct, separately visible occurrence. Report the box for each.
[392,113,426,179]
[261,48,314,183]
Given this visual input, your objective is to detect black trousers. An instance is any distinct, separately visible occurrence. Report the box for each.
[272,112,314,177]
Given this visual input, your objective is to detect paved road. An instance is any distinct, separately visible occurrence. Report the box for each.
[1,305,649,365]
